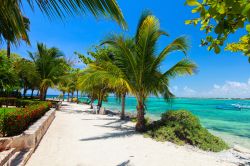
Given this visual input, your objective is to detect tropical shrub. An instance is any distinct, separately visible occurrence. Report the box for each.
[0,101,52,136]
[0,98,38,107]
[145,110,229,152]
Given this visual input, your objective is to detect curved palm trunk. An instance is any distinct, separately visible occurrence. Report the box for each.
[67,92,70,102]
[62,91,65,101]
[97,90,104,113]
[44,88,48,100]
[39,87,48,101]
[121,93,126,120]
[90,98,94,109]
[97,98,103,114]
[135,98,146,132]
[23,87,27,98]
[31,89,34,98]
[7,41,10,59]
[71,91,74,102]
[39,88,44,100]
[76,90,79,103]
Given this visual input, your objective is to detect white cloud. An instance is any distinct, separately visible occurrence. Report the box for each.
[171,85,197,97]
[172,78,250,98]
[206,79,250,98]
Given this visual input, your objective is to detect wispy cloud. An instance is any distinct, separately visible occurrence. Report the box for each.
[172,78,250,98]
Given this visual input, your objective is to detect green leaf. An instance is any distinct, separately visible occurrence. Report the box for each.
[246,24,250,32]
[185,20,192,24]
[218,6,226,14]
[214,45,221,54]
[206,36,213,42]
[192,6,201,13]
[242,4,250,15]
[185,0,200,6]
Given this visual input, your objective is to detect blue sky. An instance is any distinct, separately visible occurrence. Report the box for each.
[10,1,250,98]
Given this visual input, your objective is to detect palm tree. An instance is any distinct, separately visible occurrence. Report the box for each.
[0,1,29,49]
[29,43,69,100]
[102,11,197,132]
[0,0,126,50]
[57,80,69,101]
[82,60,129,118]
[0,13,30,58]
[80,46,132,119]
[78,72,110,111]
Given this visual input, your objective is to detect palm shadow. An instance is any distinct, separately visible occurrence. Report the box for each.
[117,160,132,166]
[59,109,86,114]
[79,119,137,141]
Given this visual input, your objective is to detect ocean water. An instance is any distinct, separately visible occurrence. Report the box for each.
[48,95,250,149]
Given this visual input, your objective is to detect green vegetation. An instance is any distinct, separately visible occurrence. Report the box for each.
[0,51,20,95]
[0,44,70,100]
[78,11,197,131]
[29,43,70,100]
[185,0,250,58]
[0,101,52,136]
[0,1,231,152]
[0,98,39,107]
[146,110,229,152]
[0,0,126,57]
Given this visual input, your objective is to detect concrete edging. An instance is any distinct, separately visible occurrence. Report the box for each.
[0,108,56,165]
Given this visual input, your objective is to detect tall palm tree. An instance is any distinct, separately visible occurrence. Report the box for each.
[0,12,30,58]
[0,1,29,47]
[78,71,110,111]
[80,45,133,119]
[82,60,130,119]
[0,0,126,49]
[29,43,69,100]
[102,11,197,132]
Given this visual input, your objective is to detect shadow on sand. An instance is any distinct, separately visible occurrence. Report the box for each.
[79,119,137,141]
[117,160,132,166]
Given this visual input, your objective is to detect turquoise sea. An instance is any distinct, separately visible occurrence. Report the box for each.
[48,95,250,149]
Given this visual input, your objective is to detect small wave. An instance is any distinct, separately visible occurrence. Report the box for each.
[231,104,250,109]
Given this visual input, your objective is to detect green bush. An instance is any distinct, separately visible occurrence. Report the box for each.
[145,110,229,152]
[0,98,38,107]
[0,101,52,136]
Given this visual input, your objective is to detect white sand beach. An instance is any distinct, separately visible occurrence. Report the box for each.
[26,102,249,166]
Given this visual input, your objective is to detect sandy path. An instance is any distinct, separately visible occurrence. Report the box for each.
[26,102,235,166]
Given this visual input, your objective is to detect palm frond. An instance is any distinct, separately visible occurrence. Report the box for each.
[163,59,197,78]
[26,0,127,28]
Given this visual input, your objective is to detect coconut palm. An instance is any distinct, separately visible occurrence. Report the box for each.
[0,1,29,48]
[82,59,129,118]
[5,17,30,58]
[29,43,70,100]
[77,47,128,115]
[102,11,197,132]
[78,70,110,111]
[80,44,134,119]
[0,0,126,49]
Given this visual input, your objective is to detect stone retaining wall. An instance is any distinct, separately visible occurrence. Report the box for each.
[0,108,55,165]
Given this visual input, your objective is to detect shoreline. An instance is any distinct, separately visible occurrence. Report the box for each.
[27,102,250,166]
[48,98,250,150]
[99,104,250,152]
[46,95,250,100]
